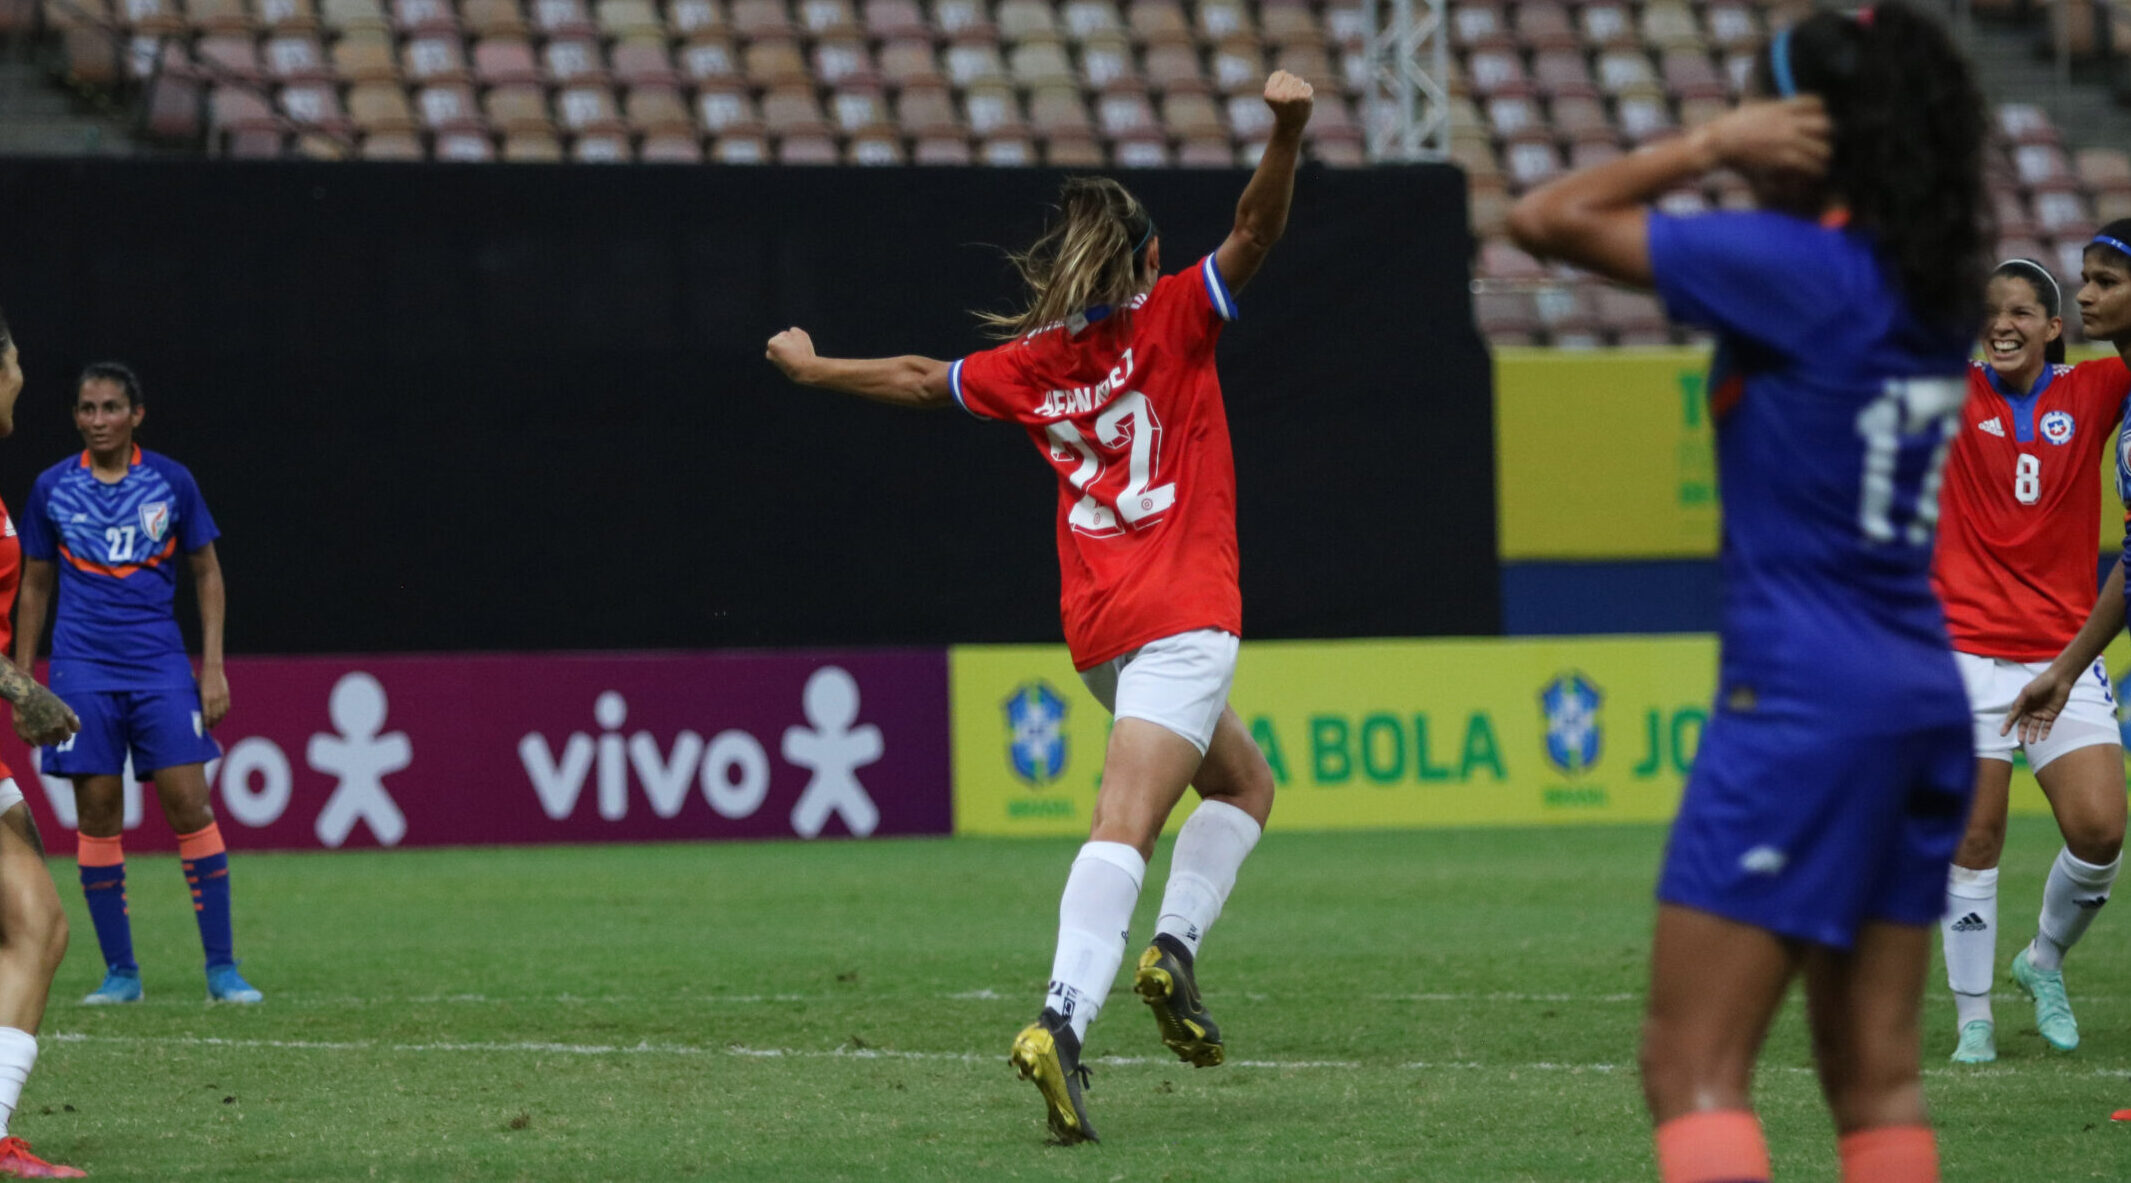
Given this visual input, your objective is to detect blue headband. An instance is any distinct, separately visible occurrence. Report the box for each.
[1133,220,1156,255]
[1770,28,1797,97]
[2095,234,2131,260]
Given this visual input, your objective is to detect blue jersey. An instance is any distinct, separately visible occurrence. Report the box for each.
[1649,211,1972,730]
[20,446,219,691]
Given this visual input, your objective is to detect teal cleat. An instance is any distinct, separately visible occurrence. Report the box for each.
[206,964,263,1004]
[2012,949,2078,1051]
[1950,1019,1996,1064]
[81,968,142,1006]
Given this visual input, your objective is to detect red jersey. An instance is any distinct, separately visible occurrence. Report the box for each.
[0,498,19,781]
[1932,357,2131,659]
[952,254,1242,669]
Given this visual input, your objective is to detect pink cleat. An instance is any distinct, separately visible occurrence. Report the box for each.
[0,1137,85,1177]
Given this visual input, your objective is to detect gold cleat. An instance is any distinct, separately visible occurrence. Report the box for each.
[1008,1018,1099,1144]
[1134,937,1224,1068]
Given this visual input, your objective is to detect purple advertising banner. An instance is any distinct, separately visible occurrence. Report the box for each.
[10,650,951,855]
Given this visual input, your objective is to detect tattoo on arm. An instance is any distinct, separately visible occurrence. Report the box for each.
[0,661,75,744]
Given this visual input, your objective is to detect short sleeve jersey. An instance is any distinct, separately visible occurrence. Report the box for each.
[20,446,220,692]
[1933,358,2131,660]
[950,254,1242,669]
[1648,210,1973,729]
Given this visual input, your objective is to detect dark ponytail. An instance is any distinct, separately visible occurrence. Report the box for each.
[1759,3,1990,333]
[2089,218,2131,271]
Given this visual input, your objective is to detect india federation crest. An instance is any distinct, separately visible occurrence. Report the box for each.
[1005,681,1068,786]
[2041,410,2075,446]
[1539,671,1603,776]
[139,500,171,542]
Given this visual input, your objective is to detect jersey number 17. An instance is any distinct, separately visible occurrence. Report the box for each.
[1856,376,1964,546]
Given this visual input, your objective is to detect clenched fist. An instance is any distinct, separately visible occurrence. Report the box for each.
[1264,69,1314,133]
[766,327,818,383]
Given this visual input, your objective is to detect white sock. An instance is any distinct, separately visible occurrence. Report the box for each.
[2030,847,2119,972]
[0,1027,37,1139]
[1941,865,1998,1028]
[1154,799,1263,960]
[1044,841,1145,1044]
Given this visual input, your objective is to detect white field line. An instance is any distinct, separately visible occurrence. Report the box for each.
[40,1032,2131,1081]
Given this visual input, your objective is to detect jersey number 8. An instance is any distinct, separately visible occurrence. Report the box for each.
[1856,376,1964,546]
[2014,453,2041,506]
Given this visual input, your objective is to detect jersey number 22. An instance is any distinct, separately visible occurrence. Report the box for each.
[1046,390,1178,537]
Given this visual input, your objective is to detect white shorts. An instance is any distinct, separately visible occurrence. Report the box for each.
[1078,629,1240,755]
[0,777,21,818]
[1957,651,2122,771]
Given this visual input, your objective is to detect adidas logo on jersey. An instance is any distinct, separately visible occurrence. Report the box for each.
[1952,912,1989,932]
[1978,417,2006,437]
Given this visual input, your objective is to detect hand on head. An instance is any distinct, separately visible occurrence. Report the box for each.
[1263,70,1313,131]
[766,327,817,382]
[1703,96,1832,179]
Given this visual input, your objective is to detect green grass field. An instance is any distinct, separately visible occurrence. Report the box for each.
[8,816,2130,1180]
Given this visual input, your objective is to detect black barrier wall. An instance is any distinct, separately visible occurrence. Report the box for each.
[0,160,1495,653]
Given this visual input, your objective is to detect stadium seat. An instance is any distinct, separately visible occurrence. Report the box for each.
[1475,289,1541,345]
[1452,3,1512,51]
[530,0,596,34]
[1640,2,1703,54]
[399,34,469,83]
[669,0,725,37]
[186,0,259,33]
[391,0,459,33]
[1656,187,1709,216]
[2033,186,2093,236]
[777,133,839,163]
[435,129,498,158]
[1468,175,1511,237]
[1478,239,1545,281]
[1177,136,1230,166]
[1225,92,1270,140]
[1505,139,1561,190]
[762,83,831,135]
[714,133,768,161]
[695,85,763,134]
[1208,38,1263,95]
[1659,50,1726,101]
[944,41,1007,85]
[472,37,544,86]
[1999,102,2060,145]
[1125,0,1191,46]
[964,81,1026,134]
[745,38,813,86]
[459,0,529,36]
[1616,94,1674,145]
[933,0,993,40]
[611,38,679,86]
[1568,138,1622,169]
[848,131,908,163]
[1097,91,1157,138]
[678,38,740,84]
[1085,36,1147,91]
[121,0,187,34]
[894,84,960,135]
[1483,94,1536,141]
[861,0,931,40]
[979,136,1037,164]
[878,38,945,86]
[1513,1,1579,52]
[256,0,321,32]
[556,84,624,133]
[829,85,890,132]
[2015,143,2072,185]
[264,35,333,82]
[1307,93,1362,145]
[1536,282,1603,348]
[1704,2,1760,49]
[624,84,693,132]
[912,135,972,163]
[195,33,267,83]
[485,84,553,133]
[595,0,663,37]
[1196,0,1249,43]
[729,0,796,35]
[349,79,419,132]
[1029,83,1092,136]
[2079,148,2131,194]
[209,84,284,155]
[544,37,609,85]
[1059,0,1119,38]
[1547,95,1611,145]
[1598,287,1670,345]
[1046,136,1105,165]
[1258,0,1321,48]
[358,130,424,157]
[320,0,388,32]
[573,132,631,160]
[1465,48,1531,99]
[142,67,205,138]
[640,131,706,161]
[797,0,862,36]
[503,131,565,159]
[813,37,878,86]
[280,80,352,132]
[996,0,1062,41]
[1597,48,1660,98]
[1116,138,1171,166]
[1162,91,1223,140]
[1531,49,1597,100]
[416,86,483,137]
[1008,40,1076,86]
[1720,50,1755,97]
[1576,0,1632,48]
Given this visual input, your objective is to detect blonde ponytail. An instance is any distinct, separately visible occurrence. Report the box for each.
[977,176,1156,339]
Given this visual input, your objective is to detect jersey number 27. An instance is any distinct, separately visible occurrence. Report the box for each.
[1045,390,1177,538]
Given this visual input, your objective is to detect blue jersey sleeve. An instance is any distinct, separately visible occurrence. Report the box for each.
[169,462,219,553]
[1648,211,1843,351]
[18,469,58,562]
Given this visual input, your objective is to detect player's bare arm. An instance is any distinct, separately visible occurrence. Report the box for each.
[2004,559,2128,743]
[4,556,74,747]
[1508,98,1830,286]
[765,328,953,409]
[1213,71,1313,293]
[191,541,230,728]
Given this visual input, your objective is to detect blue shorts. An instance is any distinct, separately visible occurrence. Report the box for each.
[43,687,223,780]
[1656,710,1972,949]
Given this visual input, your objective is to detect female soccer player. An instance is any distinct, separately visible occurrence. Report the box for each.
[766,71,1312,1144]
[0,312,92,1179]
[1509,5,1987,1181]
[12,363,261,1007]
[1931,258,2131,1065]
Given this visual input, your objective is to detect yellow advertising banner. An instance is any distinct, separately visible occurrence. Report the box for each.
[951,636,2105,837]
[1494,346,2128,560]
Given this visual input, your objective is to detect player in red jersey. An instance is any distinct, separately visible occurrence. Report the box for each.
[1931,258,2131,1064]
[767,71,1312,1144]
[0,310,92,1179]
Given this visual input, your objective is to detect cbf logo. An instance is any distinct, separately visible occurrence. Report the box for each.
[2041,410,2075,446]
[1005,682,1068,786]
[139,500,170,542]
[1539,672,1603,776]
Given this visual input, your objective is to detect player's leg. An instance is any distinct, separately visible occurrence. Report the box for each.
[1800,922,1939,1182]
[1940,757,2010,1063]
[49,691,139,1004]
[1640,905,1794,1183]
[2012,721,2125,1052]
[0,800,85,1178]
[1136,705,1271,1066]
[137,685,254,1004]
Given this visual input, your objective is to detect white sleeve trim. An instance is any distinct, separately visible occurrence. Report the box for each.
[948,358,988,419]
[1201,254,1238,322]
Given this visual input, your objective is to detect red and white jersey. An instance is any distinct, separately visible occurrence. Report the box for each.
[951,254,1242,670]
[1933,357,2131,660]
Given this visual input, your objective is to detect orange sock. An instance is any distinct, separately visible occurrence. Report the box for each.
[1655,1110,1770,1183]
[175,822,225,861]
[1839,1125,1938,1183]
[75,833,123,868]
